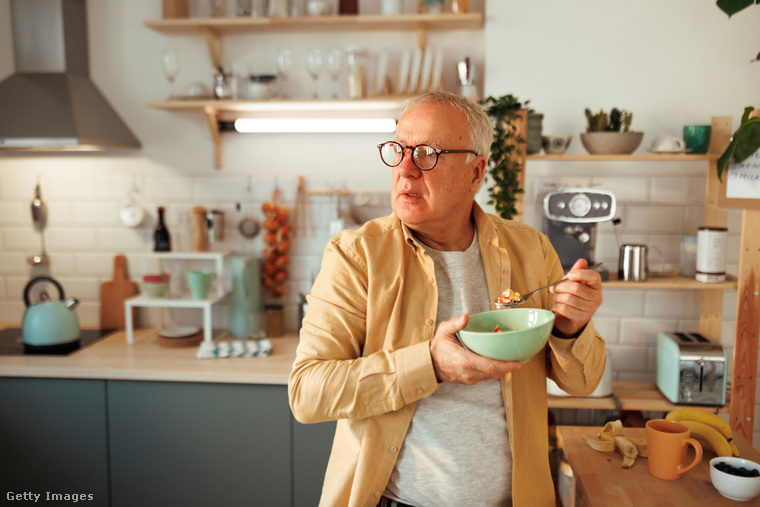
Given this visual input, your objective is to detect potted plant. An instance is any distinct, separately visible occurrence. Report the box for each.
[481,94,530,220]
[580,108,644,154]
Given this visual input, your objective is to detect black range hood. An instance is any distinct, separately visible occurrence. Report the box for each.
[0,0,140,151]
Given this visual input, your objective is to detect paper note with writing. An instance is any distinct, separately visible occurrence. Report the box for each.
[726,148,760,199]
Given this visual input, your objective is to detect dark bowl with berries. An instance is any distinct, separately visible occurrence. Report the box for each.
[710,457,760,501]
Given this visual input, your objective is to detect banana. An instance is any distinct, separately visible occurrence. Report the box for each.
[614,436,638,468]
[584,419,645,467]
[625,436,648,458]
[583,435,615,452]
[679,420,732,457]
[666,408,739,457]
[598,419,623,440]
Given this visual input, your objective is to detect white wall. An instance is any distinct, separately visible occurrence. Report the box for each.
[0,0,758,441]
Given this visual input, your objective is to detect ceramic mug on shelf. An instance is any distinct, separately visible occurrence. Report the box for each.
[187,270,216,300]
[683,125,712,154]
[650,134,686,153]
[646,419,703,480]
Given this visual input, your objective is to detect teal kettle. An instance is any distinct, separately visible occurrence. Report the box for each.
[22,276,81,351]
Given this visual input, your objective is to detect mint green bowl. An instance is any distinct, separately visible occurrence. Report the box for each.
[457,308,555,362]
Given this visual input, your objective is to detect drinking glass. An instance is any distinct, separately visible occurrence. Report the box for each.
[306,47,324,100]
[162,48,180,100]
[326,48,344,99]
[275,47,293,98]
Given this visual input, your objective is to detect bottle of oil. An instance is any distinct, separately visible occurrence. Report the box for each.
[154,206,171,252]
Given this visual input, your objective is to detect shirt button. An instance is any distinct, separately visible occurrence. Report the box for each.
[426,319,434,326]
[374,492,381,498]
[417,388,424,395]
[429,278,435,285]
[404,406,411,413]
[390,446,398,453]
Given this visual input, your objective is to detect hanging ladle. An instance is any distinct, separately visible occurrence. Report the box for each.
[28,181,49,266]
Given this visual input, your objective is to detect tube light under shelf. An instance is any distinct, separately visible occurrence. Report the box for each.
[233,118,397,133]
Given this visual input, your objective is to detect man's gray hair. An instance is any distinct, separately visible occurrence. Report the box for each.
[401,91,493,163]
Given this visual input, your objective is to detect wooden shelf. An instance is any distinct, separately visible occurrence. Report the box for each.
[527,153,717,162]
[147,99,406,168]
[146,98,408,115]
[144,13,484,36]
[547,381,730,413]
[525,116,760,442]
[144,12,482,168]
[602,274,738,290]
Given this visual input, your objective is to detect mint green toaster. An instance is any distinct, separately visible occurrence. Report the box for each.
[656,332,727,406]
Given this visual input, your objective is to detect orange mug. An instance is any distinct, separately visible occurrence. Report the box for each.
[646,419,703,480]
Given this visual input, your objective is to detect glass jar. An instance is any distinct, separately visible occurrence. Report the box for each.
[346,46,367,99]
[680,235,697,277]
[269,0,288,17]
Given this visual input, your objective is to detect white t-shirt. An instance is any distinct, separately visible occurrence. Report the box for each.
[384,229,512,506]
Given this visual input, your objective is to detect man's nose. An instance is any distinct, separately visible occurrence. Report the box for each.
[396,150,421,176]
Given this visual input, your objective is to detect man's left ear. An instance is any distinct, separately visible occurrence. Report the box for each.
[472,158,486,186]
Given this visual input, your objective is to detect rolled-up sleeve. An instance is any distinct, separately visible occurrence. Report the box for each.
[289,231,439,424]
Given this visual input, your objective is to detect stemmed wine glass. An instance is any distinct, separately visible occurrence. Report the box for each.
[162,48,180,100]
[306,47,324,100]
[275,47,293,99]
[325,48,344,99]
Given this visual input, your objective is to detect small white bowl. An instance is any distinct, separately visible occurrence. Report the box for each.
[710,456,760,502]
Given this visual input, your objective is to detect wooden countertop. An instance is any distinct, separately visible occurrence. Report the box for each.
[557,425,760,506]
[548,381,730,413]
[0,329,298,385]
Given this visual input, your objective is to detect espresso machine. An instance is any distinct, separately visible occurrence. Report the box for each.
[543,187,616,280]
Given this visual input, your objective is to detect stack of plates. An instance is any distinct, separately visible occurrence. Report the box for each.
[158,326,203,347]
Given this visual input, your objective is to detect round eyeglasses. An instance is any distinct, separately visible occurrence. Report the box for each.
[377,141,478,171]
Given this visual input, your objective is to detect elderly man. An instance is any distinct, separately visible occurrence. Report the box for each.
[289,91,606,507]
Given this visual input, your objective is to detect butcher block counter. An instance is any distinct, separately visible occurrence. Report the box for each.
[0,328,299,384]
[556,425,760,506]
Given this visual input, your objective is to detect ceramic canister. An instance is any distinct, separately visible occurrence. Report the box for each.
[696,227,727,283]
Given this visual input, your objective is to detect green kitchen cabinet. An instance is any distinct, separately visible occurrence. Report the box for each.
[293,419,336,506]
[107,381,292,507]
[0,378,110,506]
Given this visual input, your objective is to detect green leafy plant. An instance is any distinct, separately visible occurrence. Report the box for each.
[717,0,759,18]
[584,108,633,132]
[717,106,760,181]
[481,94,529,220]
[717,0,760,62]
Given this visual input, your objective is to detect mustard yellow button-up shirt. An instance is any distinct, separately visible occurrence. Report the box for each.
[289,203,606,507]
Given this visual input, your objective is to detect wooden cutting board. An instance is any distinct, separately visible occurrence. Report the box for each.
[100,254,139,330]
[556,425,760,507]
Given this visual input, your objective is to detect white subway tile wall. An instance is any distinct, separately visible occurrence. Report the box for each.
[1,150,756,442]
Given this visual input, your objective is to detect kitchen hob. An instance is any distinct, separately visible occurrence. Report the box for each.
[0,328,114,356]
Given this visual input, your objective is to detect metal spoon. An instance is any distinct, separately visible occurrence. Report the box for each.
[495,262,603,309]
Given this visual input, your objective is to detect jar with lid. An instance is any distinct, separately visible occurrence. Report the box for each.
[346,46,367,99]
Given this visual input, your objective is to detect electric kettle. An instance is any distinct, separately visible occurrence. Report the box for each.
[22,276,81,350]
